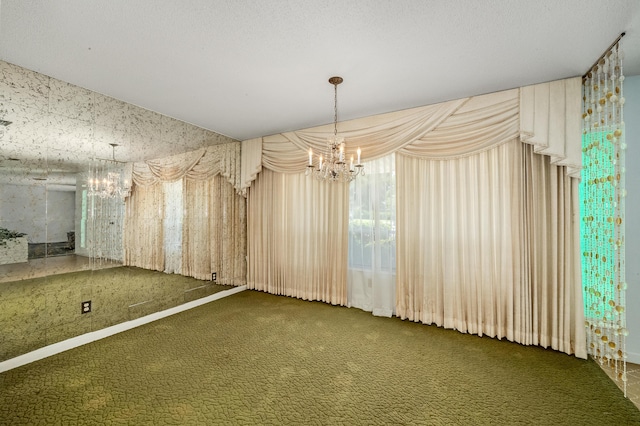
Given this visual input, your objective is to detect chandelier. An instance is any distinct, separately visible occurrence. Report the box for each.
[88,143,128,199]
[306,76,364,182]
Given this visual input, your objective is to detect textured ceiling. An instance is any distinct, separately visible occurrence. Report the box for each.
[1,0,639,147]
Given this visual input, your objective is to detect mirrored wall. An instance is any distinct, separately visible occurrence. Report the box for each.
[0,60,239,362]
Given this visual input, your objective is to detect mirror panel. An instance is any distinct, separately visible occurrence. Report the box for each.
[1,60,236,362]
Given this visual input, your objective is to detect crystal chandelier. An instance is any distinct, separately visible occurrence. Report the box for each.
[88,143,128,199]
[306,76,364,182]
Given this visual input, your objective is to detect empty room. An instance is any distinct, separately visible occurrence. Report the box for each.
[1,1,640,424]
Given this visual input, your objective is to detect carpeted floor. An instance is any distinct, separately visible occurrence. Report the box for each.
[0,290,638,425]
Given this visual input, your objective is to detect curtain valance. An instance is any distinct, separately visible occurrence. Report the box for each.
[240,138,263,194]
[132,142,242,193]
[519,78,582,178]
[241,77,582,184]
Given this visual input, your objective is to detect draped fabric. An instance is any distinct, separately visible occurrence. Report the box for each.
[124,183,164,271]
[523,144,584,355]
[132,142,243,193]
[348,153,396,317]
[124,141,246,285]
[247,169,349,305]
[182,176,247,283]
[396,142,523,339]
[182,179,211,280]
[520,78,582,177]
[241,78,580,184]
[240,138,262,195]
[242,77,585,357]
[395,142,585,357]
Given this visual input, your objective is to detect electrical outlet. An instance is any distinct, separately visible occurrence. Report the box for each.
[81,300,92,314]
[212,272,217,281]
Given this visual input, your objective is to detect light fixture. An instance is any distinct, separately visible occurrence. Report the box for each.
[306,76,364,182]
[88,143,128,199]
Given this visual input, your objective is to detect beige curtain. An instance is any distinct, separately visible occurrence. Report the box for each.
[520,78,582,177]
[182,179,211,280]
[241,79,580,185]
[523,144,584,355]
[183,176,247,283]
[132,142,242,192]
[124,141,246,285]
[395,142,585,357]
[247,169,348,305]
[240,138,262,195]
[124,183,164,271]
[242,77,585,357]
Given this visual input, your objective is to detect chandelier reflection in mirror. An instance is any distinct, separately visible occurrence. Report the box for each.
[306,76,364,182]
[0,107,12,139]
[88,143,129,199]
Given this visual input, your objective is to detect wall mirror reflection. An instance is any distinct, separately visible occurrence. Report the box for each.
[0,60,246,362]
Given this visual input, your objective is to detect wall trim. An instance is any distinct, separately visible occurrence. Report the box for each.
[626,351,640,365]
[0,285,246,373]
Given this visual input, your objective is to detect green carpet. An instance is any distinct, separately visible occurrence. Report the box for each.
[0,290,638,425]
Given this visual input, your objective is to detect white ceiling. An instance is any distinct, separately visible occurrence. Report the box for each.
[1,0,639,146]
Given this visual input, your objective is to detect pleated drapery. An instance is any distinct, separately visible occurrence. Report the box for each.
[182,176,247,283]
[243,77,586,357]
[124,183,165,272]
[247,169,349,305]
[395,142,585,357]
[243,79,580,179]
[132,142,242,192]
[124,142,247,285]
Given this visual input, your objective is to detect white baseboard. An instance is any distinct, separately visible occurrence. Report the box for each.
[0,285,246,373]
[626,350,640,365]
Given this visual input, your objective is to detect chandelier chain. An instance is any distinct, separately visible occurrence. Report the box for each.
[334,81,338,136]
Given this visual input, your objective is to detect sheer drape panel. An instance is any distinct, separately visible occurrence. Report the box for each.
[163,180,183,274]
[124,183,165,271]
[396,141,523,339]
[247,169,348,305]
[348,154,396,316]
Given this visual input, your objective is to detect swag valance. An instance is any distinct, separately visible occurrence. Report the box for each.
[132,142,242,193]
[240,77,581,191]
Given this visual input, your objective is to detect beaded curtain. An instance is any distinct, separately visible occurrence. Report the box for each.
[580,44,627,395]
